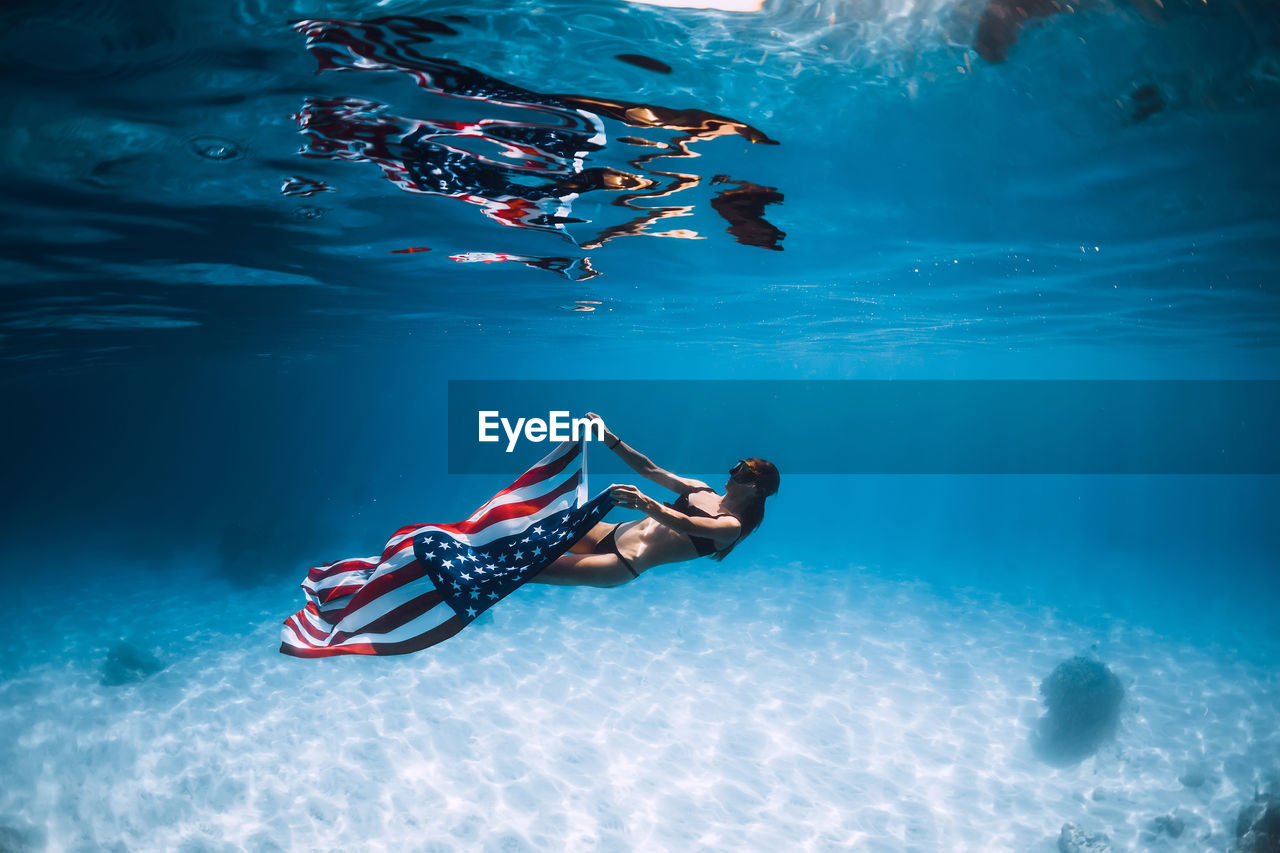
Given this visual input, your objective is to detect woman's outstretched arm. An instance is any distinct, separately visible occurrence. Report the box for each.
[585,412,706,495]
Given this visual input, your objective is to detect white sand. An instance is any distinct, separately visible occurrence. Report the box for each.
[2,562,1277,851]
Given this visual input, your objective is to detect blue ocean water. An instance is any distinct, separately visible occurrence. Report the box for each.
[1,0,1278,849]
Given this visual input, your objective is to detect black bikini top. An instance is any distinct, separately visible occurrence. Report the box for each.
[665,487,740,557]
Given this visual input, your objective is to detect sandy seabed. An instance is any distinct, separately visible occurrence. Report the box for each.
[2,561,1277,852]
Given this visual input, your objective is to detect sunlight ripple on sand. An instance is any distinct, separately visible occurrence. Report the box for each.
[1,563,1277,850]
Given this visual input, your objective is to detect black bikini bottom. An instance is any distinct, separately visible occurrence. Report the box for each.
[591,524,639,578]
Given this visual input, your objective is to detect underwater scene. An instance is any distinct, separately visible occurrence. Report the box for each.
[1,0,1278,850]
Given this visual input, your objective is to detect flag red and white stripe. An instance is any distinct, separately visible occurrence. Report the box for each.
[280,439,605,658]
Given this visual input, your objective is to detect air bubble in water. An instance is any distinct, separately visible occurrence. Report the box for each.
[186,136,244,161]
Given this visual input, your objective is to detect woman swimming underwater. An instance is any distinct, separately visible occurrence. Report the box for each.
[530,414,780,588]
[280,415,779,657]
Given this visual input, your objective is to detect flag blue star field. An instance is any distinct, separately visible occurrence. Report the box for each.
[280,440,612,657]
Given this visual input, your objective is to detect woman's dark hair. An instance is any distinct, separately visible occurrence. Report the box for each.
[712,458,779,562]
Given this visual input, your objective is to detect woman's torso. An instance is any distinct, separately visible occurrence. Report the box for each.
[613,488,734,572]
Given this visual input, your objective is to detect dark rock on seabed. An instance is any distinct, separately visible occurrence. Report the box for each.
[1058,821,1110,852]
[1180,767,1208,788]
[1141,813,1186,844]
[1034,656,1125,766]
[1236,794,1280,853]
[101,640,164,686]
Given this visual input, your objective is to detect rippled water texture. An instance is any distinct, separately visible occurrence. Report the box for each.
[0,0,1276,369]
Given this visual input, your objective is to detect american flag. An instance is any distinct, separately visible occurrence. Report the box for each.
[280,439,612,657]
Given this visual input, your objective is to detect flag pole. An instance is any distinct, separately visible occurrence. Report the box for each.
[579,432,590,505]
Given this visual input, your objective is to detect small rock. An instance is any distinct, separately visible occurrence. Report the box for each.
[1059,821,1110,853]
[101,641,164,686]
[1151,814,1185,839]
[1180,768,1207,788]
